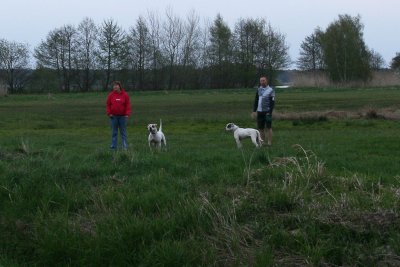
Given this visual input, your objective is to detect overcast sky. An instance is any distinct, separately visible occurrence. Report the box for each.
[1,0,399,68]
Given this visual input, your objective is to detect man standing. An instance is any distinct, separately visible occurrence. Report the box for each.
[106,81,131,150]
[251,76,275,146]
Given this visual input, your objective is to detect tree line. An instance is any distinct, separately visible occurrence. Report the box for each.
[0,12,399,93]
[296,14,391,83]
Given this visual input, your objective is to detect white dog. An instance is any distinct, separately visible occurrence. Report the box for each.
[147,119,167,150]
[225,123,263,148]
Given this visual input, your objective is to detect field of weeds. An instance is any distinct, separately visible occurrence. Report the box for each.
[1,87,400,266]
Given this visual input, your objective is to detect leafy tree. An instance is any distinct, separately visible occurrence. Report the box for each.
[390,52,400,72]
[257,22,291,85]
[321,14,371,82]
[231,19,291,86]
[233,18,264,87]
[233,18,263,65]
[209,14,232,65]
[208,14,233,88]
[0,39,30,93]
[368,49,385,70]
[297,28,325,71]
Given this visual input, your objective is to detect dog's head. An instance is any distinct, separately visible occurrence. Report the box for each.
[147,124,158,134]
[225,123,238,132]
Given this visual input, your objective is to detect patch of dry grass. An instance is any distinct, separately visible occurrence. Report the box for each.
[274,107,400,121]
[199,193,259,266]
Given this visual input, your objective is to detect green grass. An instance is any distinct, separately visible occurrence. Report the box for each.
[1,87,400,266]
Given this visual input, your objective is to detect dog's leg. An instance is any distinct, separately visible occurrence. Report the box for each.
[156,142,162,151]
[234,137,243,149]
[256,130,264,147]
[251,134,260,148]
[233,132,243,149]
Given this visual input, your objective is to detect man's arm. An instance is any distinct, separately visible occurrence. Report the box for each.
[253,91,259,112]
[269,96,275,113]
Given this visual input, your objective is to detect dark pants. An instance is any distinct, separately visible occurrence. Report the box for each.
[257,112,272,129]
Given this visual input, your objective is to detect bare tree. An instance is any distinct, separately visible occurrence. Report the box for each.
[198,18,212,88]
[34,29,61,70]
[34,29,63,89]
[34,25,77,92]
[60,25,77,91]
[181,11,200,66]
[147,10,163,90]
[199,19,211,68]
[0,39,30,93]
[128,16,151,89]
[179,10,201,88]
[161,7,184,90]
[76,17,98,91]
[97,18,127,90]
[29,13,297,90]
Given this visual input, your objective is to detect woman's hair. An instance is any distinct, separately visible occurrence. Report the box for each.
[112,81,123,89]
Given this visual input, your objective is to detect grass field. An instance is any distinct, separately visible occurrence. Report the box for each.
[1,87,400,266]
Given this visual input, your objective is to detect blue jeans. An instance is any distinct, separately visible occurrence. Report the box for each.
[110,116,128,149]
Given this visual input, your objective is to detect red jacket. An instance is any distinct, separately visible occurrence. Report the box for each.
[106,89,131,116]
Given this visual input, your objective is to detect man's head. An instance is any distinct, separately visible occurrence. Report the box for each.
[260,76,268,87]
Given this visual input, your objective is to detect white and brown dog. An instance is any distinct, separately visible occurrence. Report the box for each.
[147,119,167,150]
[225,123,263,148]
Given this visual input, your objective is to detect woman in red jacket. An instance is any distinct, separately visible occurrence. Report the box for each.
[106,81,131,150]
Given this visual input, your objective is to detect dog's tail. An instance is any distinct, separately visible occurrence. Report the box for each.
[256,130,264,147]
[159,119,162,132]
